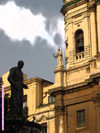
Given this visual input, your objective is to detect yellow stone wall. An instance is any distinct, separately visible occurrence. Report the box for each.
[2,72,10,88]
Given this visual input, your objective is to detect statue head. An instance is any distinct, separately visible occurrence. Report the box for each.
[18,60,24,69]
[57,47,61,52]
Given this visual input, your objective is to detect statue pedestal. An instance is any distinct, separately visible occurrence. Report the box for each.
[4,117,41,133]
[54,65,65,87]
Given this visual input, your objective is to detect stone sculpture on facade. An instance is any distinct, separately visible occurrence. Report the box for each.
[53,47,64,69]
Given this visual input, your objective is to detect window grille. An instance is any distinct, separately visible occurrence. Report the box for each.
[77,110,85,128]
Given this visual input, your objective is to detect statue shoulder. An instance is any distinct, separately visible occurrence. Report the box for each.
[10,66,17,72]
[8,67,17,80]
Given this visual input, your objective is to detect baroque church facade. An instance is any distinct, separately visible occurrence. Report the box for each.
[49,0,100,133]
[1,0,100,133]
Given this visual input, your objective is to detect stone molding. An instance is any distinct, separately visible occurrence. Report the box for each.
[66,62,90,73]
[24,77,42,84]
[61,0,86,15]
[49,73,100,95]
[24,77,53,85]
[54,67,65,73]
[64,94,92,106]
[48,86,64,95]
[65,6,87,21]
[35,112,55,122]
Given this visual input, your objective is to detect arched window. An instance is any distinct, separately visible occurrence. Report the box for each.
[75,30,84,53]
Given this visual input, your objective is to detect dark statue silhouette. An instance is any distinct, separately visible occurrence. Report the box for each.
[8,60,28,119]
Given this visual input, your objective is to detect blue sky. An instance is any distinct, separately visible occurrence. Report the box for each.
[0,0,64,82]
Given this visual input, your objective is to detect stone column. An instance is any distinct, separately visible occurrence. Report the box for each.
[94,92,100,133]
[90,5,97,57]
[97,1,100,53]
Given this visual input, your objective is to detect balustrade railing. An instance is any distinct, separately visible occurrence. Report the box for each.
[75,51,84,60]
[67,45,91,66]
[74,45,90,63]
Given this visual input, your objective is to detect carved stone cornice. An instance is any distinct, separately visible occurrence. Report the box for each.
[49,73,100,95]
[90,72,100,79]
[24,77,53,85]
[65,6,87,21]
[64,94,92,106]
[66,62,90,73]
[48,86,64,96]
[24,77,42,84]
[36,113,55,122]
[61,0,86,15]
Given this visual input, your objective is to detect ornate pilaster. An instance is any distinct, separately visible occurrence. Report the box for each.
[88,3,97,57]
[55,105,65,133]
[54,93,65,133]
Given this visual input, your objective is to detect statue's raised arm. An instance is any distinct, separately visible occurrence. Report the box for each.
[53,53,58,58]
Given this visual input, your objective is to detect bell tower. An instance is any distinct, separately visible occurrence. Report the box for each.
[50,1,100,133]
[61,0,100,85]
